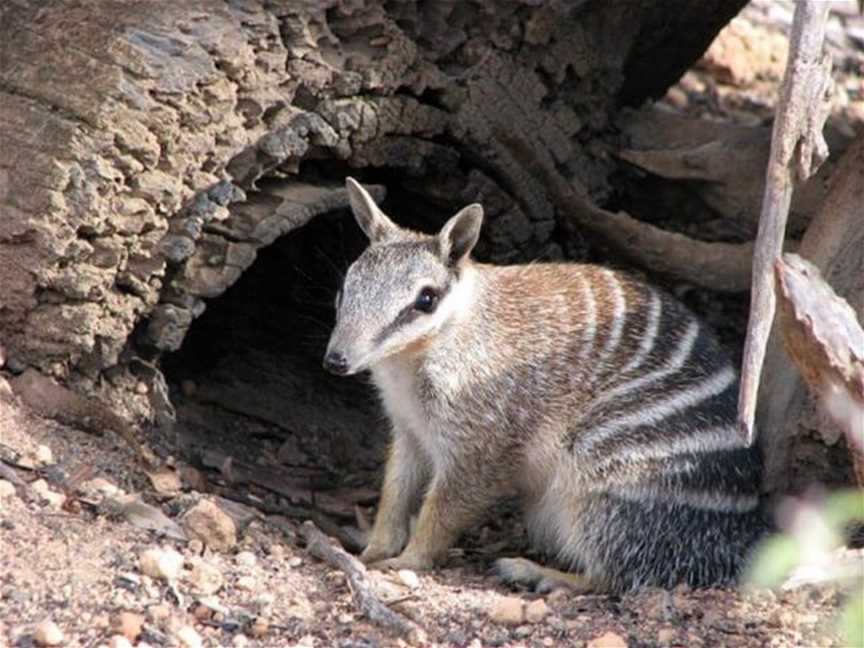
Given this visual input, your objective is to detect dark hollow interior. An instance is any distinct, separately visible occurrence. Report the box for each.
[160,174,470,490]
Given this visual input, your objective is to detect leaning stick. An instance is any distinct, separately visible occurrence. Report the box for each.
[736,1,833,443]
[300,521,423,641]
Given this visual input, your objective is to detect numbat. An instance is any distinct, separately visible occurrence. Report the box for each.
[324,178,769,593]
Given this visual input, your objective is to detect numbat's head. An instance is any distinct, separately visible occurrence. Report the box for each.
[323,178,482,376]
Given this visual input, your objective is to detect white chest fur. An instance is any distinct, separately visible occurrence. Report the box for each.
[372,358,454,469]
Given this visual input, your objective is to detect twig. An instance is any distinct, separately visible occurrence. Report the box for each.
[300,521,423,642]
[736,0,833,443]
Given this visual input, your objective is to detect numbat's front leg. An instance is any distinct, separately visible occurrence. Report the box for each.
[360,433,429,565]
[368,466,503,572]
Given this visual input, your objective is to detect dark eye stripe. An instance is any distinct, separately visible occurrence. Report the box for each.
[372,279,453,346]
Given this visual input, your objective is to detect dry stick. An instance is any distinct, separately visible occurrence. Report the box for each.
[737,0,833,444]
[300,521,423,641]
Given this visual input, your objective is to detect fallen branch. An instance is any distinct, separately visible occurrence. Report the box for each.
[774,254,864,484]
[499,126,756,292]
[300,521,423,642]
[737,0,833,443]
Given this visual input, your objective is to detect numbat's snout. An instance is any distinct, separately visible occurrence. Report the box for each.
[324,177,769,593]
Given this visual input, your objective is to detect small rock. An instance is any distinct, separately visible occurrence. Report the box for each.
[235,551,257,568]
[657,627,676,645]
[525,598,549,623]
[111,611,144,641]
[587,631,628,648]
[287,556,302,568]
[236,575,256,591]
[34,619,64,646]
[490,596,525,625]
[268,543,286,560]
[249,618,269,638]
[108,635,134,648]
[182,500,237,552]
[186,559,224,595]
[34,445,53,466]
[146,603,171,624]
[176,625,203,648]
[232,635,249,647]
[31,479,66,509]
[514,624,533,638]
[135,381,149,395]
[139,547,184,581]
[397,569,420,589]
[337,612,353,624]
[86,477,122,498]
[0,480,16,499]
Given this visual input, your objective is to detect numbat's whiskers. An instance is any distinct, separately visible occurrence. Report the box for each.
[323,177,769,593]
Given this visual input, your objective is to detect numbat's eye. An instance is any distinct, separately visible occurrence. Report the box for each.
[414,287,439,313]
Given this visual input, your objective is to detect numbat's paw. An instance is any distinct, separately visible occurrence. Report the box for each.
[367,552,434,573]
[494,557,595,593]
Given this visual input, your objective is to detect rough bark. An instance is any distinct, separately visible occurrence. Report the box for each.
[0,0,745,424]
[758,133,864,493]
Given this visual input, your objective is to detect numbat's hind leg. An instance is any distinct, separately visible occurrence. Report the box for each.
[494,557,602,594]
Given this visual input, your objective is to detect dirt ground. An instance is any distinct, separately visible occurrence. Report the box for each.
[2,2,863,647]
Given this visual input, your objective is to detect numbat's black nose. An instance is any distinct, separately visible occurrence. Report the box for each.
[323,351,349,375]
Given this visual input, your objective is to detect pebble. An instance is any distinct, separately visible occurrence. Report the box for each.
[34,619,64,646]
[139,547,184,581]
[30,479,66,509]
[490,595,525,625]
[397,569,420,589]
[513,624,533,638]
[524,598,550,623]
[236,575,256,591]
[337,612,354,624]
[232,635,249,647]
[657,627,676,645]
[268,543,286,560]
[176,626,203,648]
[249,618,269,638]
[587,631,628,648]
[34,445,53,466]
[111,611,144,641]
[0,479,16,499]
[85,477,121,498]
[235,551,257,568]
[108,635,134,648]
[182,500,237,552]
[146,603,171,624]
[288,556,303,568]
[187,559,224,595]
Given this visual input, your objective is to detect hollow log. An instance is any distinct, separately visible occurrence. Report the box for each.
[0,0,744,425]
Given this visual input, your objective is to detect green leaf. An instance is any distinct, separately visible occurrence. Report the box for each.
[746,535,802,587]
[839,586,864,648]
[825,490,864,529]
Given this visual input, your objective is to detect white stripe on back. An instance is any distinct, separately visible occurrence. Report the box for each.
[620,288,661,376]
[581,364,736,449]
[591,318,700,410]
[600,269,627,360]
[597,425,745,468]
[576,273,597,362]
[605,484,759,513]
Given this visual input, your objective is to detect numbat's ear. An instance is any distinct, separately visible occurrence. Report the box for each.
[345,177,399,243]
[438,204,483,267]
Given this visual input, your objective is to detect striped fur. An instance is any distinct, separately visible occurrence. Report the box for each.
[325,180,769,593]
